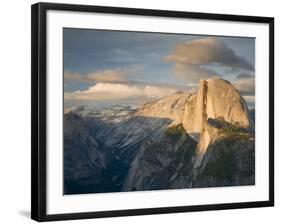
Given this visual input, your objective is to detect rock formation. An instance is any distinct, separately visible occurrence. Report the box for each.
[182,79,252,133]
[122,78,254,191]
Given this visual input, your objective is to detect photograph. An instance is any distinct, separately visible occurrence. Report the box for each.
[63,28,256,195]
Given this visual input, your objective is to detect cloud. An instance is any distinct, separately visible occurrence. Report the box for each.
[233,74,255,107]
[166,37,254,69]
[236,73,254,79]
[64,83,178,102]
[64,72,84,82]
[172,63,219,83]
[85,69,129,83]
[165,37,254,83]
[233,78,255,95]
[64,67,140,84]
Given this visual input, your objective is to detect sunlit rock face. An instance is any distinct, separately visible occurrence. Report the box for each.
[206,79,251,127]
[182,78,252,134]
[135,92,192,126]
[133,78,251,136]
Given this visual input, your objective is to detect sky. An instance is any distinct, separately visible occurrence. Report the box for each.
[63,28,255,108]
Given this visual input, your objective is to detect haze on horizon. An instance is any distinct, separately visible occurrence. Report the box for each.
[63,28,255,109]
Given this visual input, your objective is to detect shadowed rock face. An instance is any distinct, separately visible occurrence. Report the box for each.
[122,124,197,191]
[193,134,255,187]
[64,111,110,194]
[64,78,255,194]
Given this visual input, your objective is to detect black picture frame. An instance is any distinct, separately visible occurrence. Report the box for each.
[31,2,274,222]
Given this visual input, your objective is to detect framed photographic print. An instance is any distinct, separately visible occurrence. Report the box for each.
[31,2,274,222]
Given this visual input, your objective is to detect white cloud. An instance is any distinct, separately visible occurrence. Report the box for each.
[64,66,141,84]
[64,83,177,102]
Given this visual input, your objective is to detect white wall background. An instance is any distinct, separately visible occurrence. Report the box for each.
[0,0,279,223]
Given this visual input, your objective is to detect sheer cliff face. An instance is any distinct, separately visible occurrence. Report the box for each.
[182,79,251,134]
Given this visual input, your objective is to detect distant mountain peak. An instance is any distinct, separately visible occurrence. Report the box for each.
[64,110,82,121]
